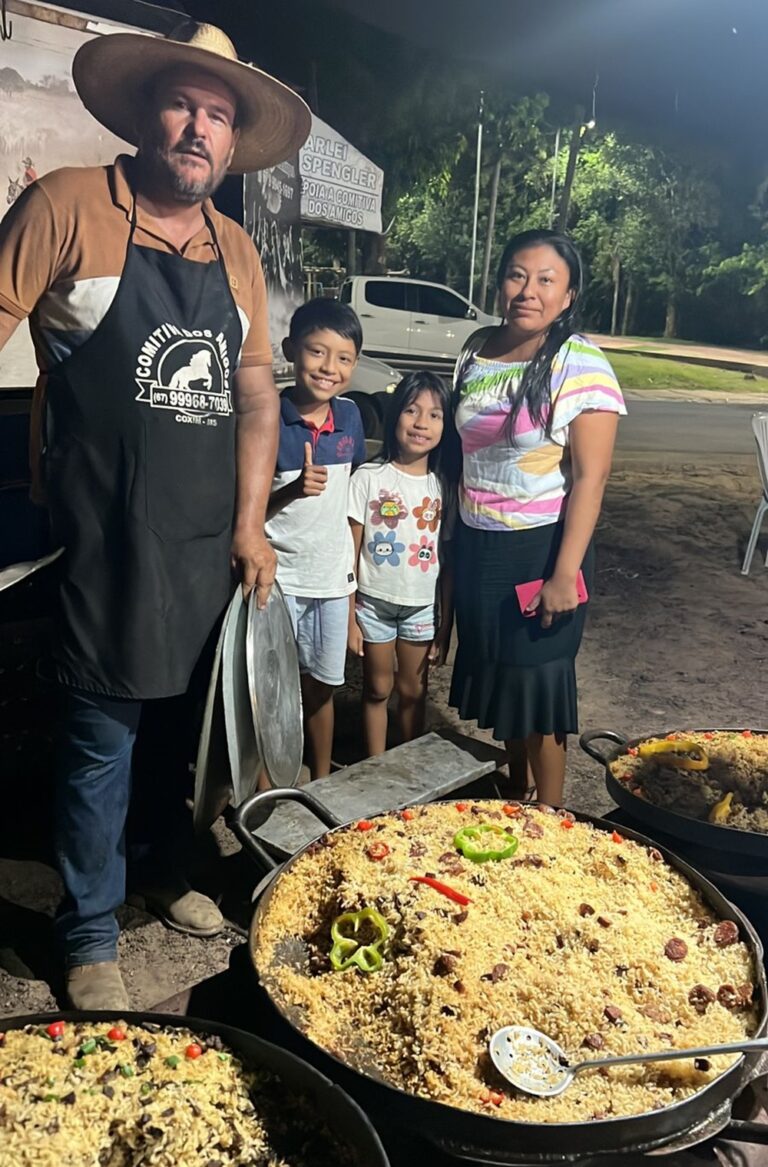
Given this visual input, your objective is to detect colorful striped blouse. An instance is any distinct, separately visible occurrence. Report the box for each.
[455,333,626,531]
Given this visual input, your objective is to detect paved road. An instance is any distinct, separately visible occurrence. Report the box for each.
[619,398,759,457]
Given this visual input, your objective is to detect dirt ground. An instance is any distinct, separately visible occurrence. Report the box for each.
[1,441,768,1017]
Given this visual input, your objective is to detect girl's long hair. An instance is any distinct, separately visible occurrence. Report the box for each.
[378,370,456,500]
[495,228,583,442]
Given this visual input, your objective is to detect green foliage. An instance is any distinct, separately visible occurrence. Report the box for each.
[386,91,552,297]
[705,243,768,296]
[561,135,721,335]
[299,23,761,346]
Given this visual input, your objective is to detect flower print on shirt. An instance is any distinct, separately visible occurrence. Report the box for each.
[408,535,437,573]
[369,489,408,530]
[369,531,406,566]
[412,496,442,533]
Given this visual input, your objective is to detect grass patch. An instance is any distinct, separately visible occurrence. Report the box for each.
[607,352,767,393]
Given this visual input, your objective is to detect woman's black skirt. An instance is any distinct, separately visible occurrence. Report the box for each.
[449,519,594,741]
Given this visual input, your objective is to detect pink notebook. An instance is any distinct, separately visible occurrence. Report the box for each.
[515,571,589,617]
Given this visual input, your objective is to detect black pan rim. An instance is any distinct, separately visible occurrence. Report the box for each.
[0,1009,390,1166]
[583,726,768,854]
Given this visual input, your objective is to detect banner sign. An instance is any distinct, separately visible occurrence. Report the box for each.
[244,158,303,379]
[0,2,142,387]
[299,114,383,233]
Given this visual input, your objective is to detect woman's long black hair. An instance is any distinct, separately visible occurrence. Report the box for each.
[378,370,455,499]
[495,228,583,442]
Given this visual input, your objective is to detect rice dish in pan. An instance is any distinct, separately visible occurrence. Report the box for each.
[254,801,759,1124]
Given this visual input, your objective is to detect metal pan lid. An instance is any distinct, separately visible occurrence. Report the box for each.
[222,588,263,806]
[193,611,232,833]
[246,581,303,788]
[0,547,64,593]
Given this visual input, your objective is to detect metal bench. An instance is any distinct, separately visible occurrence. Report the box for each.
[246,729,505,861]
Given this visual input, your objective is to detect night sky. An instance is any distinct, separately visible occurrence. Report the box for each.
[178,0,768,160]
[57,0,768,167]
[330,0,768,152]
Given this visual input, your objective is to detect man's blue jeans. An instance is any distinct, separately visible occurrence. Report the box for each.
[54,689,194,969]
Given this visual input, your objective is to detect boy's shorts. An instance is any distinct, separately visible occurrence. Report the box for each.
[283,594,349,687]
[355,593,435,644]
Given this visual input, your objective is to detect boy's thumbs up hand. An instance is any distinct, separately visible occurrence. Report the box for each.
[295,439,327,497]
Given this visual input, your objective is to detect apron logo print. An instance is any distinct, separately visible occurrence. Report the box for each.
[134,326,233,424]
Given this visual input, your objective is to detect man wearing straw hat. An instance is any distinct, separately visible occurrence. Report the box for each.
[0,23,310,1008]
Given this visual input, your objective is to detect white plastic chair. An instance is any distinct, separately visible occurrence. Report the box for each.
[741,413,768,574]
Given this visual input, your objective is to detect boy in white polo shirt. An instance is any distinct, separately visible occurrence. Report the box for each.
[266,299,366,778]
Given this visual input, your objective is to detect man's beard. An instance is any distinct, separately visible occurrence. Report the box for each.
[140,137,228,204]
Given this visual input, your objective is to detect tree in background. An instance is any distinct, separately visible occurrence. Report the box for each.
[560,137,720,338]
[699,177,768,348]
[385,92,551,305]
[284,3,751,347]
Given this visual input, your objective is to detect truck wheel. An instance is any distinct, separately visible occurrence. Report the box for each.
[349,394,383,440]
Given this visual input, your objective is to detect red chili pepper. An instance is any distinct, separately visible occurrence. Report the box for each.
[410,875,471,906]
[455,802,469,812]
[611,830,624,844]
[742,729,754,738]
[560,818,575,830]
[46,1022,65,1039]
[400,809,415,821]
[366,841,390,861]
[650,881,659,892]
[627,747,639,757]
[356,820,375,831]
[502,804,521,817]
[185,1043,203,1059]
[479,1089,504,1106]
[703,732,714,740]
[107,1027,126,1042]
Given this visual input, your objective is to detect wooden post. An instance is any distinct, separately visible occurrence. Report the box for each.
[479,151,502,313]
[555,105,585,233]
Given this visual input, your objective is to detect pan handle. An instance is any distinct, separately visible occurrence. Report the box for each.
[579,729,629,765]
[234,787,343,871]
[718,1121,768,1145]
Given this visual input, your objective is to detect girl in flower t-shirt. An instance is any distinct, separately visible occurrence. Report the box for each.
[348,371,453,755]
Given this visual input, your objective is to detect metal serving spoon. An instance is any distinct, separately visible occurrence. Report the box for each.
[489,1025,768,1099]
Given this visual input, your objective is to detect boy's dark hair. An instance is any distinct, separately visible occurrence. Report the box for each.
[289,297,363,354]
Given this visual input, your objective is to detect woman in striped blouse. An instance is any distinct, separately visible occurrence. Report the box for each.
[448,229,626,805]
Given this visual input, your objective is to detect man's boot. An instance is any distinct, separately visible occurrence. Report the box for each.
[66,961,130,1010]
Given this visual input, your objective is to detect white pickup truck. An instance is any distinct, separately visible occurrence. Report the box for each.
[340,276,499,362]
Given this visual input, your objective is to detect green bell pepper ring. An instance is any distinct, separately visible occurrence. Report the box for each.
[453,823,519,863]
[329,907,389,972]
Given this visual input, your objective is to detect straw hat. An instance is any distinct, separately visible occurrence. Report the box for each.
[72,21,311,174]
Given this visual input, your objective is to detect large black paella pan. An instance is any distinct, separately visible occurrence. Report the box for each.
[234,787,768,1165]
[0,1010,389,1166]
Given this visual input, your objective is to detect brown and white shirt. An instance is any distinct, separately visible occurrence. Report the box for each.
[0,154,271,492]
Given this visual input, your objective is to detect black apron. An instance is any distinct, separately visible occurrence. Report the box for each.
[44,202,242,699]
